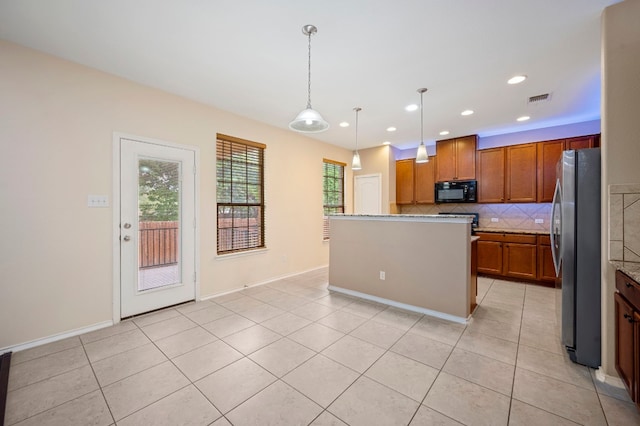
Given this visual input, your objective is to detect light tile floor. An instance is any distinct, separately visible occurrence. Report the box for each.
[5,269,640,425]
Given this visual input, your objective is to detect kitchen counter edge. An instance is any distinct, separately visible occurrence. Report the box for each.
[611,261,640,283]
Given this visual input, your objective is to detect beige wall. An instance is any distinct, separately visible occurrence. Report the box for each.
[601,0,640,376]
[0,40,352,349]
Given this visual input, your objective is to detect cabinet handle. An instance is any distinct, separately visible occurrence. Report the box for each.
[624,313,634,323]
[626,282,633,288]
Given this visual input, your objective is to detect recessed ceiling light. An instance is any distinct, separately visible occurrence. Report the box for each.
[405,104,418,112]
[382,141,391,145]
[386,127,397,132]
[508,75,527,85]
[517,115,530,122]
[461,110,474,116]
[439,130,450,136]
[339,121,349,127]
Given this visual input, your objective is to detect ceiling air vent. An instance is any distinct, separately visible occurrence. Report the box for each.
[528,93,551,104]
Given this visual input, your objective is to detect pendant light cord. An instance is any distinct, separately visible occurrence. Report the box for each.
[306,31,312,109]
[355,109,359,151]
[420,90,424,144]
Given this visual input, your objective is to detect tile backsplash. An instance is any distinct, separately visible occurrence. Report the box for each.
[399,203,551,232]
[609,184,640,262]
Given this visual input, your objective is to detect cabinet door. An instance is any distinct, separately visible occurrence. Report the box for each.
[415,156,436,203]
[396,159,415,204]
[435,139,457,182]
[537,244,557,282]
[537,140,564,202]
[455,135,477,180]
[477,241,503,275]
[503,243,537,280]
[565,136,595,151]
[477,147,505,203]
[506,143,537,202]
[615,292,636,401]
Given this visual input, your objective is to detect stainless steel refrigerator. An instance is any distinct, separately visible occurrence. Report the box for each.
[550,148,601,368]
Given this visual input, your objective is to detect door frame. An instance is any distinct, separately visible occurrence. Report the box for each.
[354,173,382,214]
[112,132,200,323]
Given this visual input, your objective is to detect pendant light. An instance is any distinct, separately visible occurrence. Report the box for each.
[415,88,429,163]
[352,107,362,170]
[289,25,329,133]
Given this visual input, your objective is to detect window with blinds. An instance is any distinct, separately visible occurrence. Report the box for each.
[216,134,265,254]
[323,159,345,240]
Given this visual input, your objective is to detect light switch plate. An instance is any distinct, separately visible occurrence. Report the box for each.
[535,218,544,224]
[88,195,109,208]
[491,218,499,222]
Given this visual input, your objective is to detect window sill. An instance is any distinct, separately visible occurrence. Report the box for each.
[215,248,269,260]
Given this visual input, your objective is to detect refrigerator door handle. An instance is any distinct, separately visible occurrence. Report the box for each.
[550,179,562,277]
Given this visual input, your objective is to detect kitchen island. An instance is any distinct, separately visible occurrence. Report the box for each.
[328,214,475,323]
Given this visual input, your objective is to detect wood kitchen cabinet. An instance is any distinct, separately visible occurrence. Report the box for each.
[536,135,600,202]
[396,157,436,204]
[614,270,640,409]
[396,159,415,205]
[477,147,506,203]
[476,232,537,281]
[415,157,436,204]
[435,135,477,182]
[537,235,557,283]
[505,143,537,202]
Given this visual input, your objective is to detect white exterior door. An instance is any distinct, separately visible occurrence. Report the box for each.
[119,137,196,317]
[354,174,382,214]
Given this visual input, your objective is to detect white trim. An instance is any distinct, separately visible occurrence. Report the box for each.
[201,265,328,301]
[215,248,269,261]
[1,321,113,354]
[594,368,626,389]
[328,285,468,324]
[112,132,200,322]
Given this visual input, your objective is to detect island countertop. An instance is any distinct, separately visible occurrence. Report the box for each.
[330,214,474,223]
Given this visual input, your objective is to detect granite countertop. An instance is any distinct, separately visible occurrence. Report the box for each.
[330,214,473,222]
[475,227,548,235]
[611,261,640,283]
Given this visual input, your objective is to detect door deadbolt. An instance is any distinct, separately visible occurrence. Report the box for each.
[123,223,132,229]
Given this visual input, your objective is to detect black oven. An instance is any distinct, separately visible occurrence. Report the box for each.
[435,180,477,203]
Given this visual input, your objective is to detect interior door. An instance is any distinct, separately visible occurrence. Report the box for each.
[120,138,196,317]
[354,174,381,214]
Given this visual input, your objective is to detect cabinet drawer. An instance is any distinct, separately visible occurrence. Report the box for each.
[538,235,551,245]
[475,232,536,244]
[616,270,640,309]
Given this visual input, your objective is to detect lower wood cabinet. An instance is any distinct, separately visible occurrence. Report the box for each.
[476,232,554,283]
[615,270,640,410]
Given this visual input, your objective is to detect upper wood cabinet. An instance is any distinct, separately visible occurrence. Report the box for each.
[566,135,598,150]
[396,157,436,205]
[415,157,436,204]
[435,135,477,181]
[537,140,564,203]
[396,159,415,205]
[477,147,506,203]
[536,135,599,202]
[505,143,537,202]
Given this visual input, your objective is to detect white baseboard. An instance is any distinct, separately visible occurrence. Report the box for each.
[594,367,626,389]
[328,285,468,324]
[1,320,113,354]
[201,265,328,301]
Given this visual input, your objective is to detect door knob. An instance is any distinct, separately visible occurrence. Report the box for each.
[122,235,131,242]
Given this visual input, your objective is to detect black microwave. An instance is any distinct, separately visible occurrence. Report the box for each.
[435,180,477,203]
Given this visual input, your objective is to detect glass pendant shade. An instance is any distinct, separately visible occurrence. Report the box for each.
[416,143,428,163]
[289,108,330,133]
[415,88,430,163]
[352,151,362,170]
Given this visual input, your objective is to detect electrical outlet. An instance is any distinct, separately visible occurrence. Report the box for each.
[535,219,544,224]
[491,217,499,223]
[379,271,385,280]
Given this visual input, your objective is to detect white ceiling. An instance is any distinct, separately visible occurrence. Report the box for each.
[0,0,619,151]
